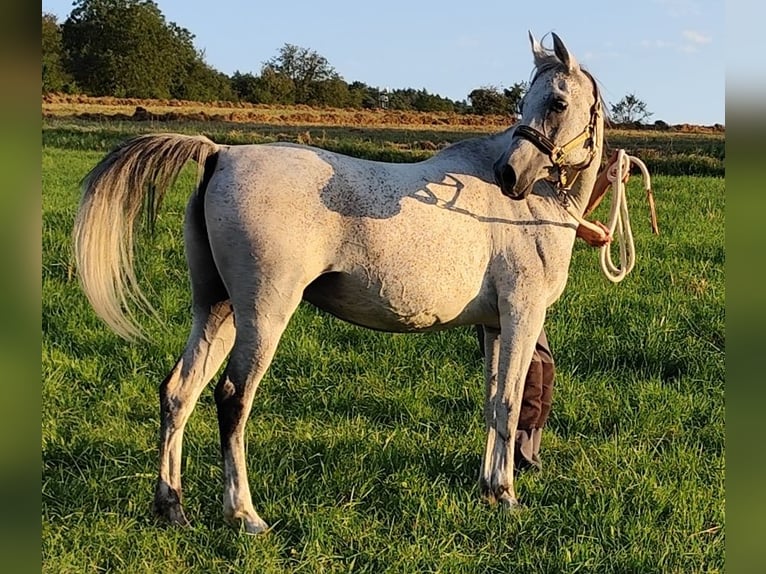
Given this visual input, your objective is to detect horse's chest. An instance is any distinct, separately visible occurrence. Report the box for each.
[493,228,574,306]
[535,246,573,305]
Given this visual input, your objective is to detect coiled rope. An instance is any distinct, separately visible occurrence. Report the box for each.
[568,149,659,283]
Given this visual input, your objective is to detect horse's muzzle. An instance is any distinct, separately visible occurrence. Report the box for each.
[495,163,526,200]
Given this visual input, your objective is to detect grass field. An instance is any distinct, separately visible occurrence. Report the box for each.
[42,112,724,573]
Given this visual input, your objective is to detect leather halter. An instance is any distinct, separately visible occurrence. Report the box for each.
[512,71,601,197]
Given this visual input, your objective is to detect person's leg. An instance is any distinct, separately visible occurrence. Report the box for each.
[535,329,555,430]
[514,349,543,470]
[515,330,555,470]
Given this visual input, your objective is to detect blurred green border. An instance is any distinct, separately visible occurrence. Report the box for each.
[725,98,764,573]
[725,1,766,571]
[1,2,43,572]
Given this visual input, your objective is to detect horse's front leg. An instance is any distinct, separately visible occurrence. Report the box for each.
[479,325,500,498]
[480,299,545,506]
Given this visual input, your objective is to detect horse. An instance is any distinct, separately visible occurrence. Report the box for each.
[73,32,605,533]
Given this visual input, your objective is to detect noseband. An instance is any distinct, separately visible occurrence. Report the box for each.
[513,71,601,200]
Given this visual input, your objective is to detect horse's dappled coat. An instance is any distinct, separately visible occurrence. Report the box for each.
[73,33,604,533]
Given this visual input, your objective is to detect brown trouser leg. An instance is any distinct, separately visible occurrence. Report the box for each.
[515,330,555,469]
[520,330,554,430]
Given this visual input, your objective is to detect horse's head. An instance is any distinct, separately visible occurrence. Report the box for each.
[494,32,602,200]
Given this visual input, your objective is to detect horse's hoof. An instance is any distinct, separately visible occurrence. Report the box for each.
[154,506,191,527]
[498,493,523,511]
[153,500,191,527]
[479,478,494,502]
[225,510,269,535]
[154,481,191,526]
[243,517,269,535]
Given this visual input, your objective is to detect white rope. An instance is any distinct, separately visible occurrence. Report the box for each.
[567,149,655,283]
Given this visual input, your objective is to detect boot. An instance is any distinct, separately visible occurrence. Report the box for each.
[529,427,543,468]
[514,428,542,471]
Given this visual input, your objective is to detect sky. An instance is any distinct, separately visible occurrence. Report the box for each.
[42,0,725,125]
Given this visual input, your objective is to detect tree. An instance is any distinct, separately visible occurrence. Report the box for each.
[252,66,295,104]
[230,71,261,103]
[173,60,235,102]
[610,93,653,124]
[61,0,200,99]
[503,82,527,116]
[468,86,507,115]
[347,81,376,109]
[412,88,455,112]
[467,82,526,116]
[307,77,356,108]
[387,88,416,111]
[265,44,339,104]
[42,13,75,92]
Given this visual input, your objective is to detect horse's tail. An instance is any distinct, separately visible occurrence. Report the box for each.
[73,133,220,340]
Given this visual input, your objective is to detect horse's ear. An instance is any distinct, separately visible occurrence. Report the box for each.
[552,33,579,72]
[528,31,547,65]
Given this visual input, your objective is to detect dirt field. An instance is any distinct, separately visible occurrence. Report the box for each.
[42,93,724,134]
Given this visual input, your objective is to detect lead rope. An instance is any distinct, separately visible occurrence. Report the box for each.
[566,149,659,283]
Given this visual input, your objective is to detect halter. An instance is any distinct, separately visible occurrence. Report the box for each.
[512,71,601,203]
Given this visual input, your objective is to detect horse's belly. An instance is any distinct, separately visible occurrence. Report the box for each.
[303,271,488,332]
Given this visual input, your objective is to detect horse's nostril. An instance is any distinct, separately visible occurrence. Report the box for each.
[499,164,517,196]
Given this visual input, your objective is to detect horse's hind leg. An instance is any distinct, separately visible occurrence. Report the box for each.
[153,301,235,525]
[153,190,235,525]
[214,288,303,534]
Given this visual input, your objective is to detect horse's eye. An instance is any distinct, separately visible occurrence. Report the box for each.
[551,99,568,113]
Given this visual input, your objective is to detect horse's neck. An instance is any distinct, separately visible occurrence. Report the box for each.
[486,129,516,160]
[561,129,604,217]
[566,165,599,216]
[437,129,514,163]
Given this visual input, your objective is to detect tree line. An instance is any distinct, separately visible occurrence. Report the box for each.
[42,0,525,115]
[42,0,652,122]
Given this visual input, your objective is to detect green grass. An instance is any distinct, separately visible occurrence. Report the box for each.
[42,121,724,573]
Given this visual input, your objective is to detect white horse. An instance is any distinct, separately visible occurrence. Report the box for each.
[73,33,604,533]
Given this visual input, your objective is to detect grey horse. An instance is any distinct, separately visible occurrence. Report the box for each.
[73,32,604,533]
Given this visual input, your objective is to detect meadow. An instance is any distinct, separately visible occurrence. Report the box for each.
[42,108,724,573]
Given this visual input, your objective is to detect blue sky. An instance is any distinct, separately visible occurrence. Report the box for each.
[42,0,724,125]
